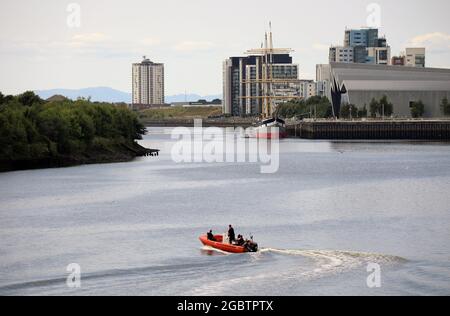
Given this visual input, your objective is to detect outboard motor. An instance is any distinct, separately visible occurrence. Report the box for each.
[245,241,258,253]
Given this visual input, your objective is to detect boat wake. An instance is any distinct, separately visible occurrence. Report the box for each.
[260,247,405,274]
[191,248,406,295]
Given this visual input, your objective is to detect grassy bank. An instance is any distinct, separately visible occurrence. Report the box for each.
[138,106,222,121]
[0,91,152,172]
[137,106,257,127]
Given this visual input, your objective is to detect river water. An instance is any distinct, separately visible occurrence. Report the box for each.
[0,127,449,296]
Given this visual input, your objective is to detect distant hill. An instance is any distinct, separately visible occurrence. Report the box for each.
[35,87,132,103]
[45,94,69,102]
[35,87,222,104]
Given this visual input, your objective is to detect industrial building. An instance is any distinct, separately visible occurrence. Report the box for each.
[317,62,450,118]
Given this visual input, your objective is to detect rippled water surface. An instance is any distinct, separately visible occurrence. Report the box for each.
[0,127,449,295]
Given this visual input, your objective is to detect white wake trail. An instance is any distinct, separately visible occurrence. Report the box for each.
[191,248,406,295]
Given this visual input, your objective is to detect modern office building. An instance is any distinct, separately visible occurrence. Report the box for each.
[330,27,391,66]
[223,54,299,116]
[405,48,426,68]
[329,46,354,63]
[323,62,450,117]
[367,47,391,65]
[316,64,331,98]
[298,80,317,99]
[344,28,379,48]
[132,56,165,107]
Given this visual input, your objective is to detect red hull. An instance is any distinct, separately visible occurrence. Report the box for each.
[199,235,246,253]
[256,131,288,139]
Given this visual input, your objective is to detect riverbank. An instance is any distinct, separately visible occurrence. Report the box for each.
[137,106,256,127]
[0,141,158,173]
[141,118,255,128]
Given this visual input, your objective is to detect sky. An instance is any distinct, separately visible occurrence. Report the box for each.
[1,0,450,96]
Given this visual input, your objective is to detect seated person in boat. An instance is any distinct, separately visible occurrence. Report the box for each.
[235,234,245,246]
[207,230,216,241]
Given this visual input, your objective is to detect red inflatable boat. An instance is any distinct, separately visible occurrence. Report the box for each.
[199,235,258,253]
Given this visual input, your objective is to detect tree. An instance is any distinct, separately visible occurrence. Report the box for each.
[340,104,350,118]
[340,104,357,119]
[18,91,43,107]
[410,100,425,118]
[378,95,393,117]
[276,96,333,120]
[350,104,358,118]
[441,97,450,116]
[358,105,368,118]
[369,98,379,118]
[0,92,14,105]
[1,92,147,162]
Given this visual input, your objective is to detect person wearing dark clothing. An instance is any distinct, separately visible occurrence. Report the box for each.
[207,230,216,241]
[228,225,235,244]
[236,234,245,246]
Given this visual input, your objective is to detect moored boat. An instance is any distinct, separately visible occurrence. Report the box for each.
[255,117,288,139]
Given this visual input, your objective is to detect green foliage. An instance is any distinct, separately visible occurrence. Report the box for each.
[0,91,146,161]
[441,97,450,116]
[358,105,368,118]
[410,100,425,118]
[340,104,358,119]
[369,98,379,118]
[379,95,393,117]
[18,91,43,107]
[369,96,394,118]
[140,106,222,120]
[0,92,14,105]
[277,96,333,119]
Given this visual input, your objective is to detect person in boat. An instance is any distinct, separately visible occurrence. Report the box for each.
[235,234,245,246]
[228,225,235,244]
[207,230,216,241]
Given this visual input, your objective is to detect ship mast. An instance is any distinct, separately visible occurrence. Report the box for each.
[242,23,301,119]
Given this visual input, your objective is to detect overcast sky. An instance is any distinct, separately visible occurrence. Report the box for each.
[1,0,449,96]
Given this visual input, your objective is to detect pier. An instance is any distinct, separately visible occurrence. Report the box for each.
[287,120,450,140]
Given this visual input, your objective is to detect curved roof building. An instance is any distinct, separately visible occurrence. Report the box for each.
[322,63,450,117]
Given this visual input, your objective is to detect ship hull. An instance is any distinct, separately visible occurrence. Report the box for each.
[255,118,288,139]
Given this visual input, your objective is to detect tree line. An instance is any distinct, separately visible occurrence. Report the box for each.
[277,95,450,119]
[277,96,333,119]
[0,91,146,162]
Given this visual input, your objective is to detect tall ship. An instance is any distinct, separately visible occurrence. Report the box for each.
[241,23,301,139]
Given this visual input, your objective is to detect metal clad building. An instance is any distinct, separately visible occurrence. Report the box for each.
[323,63,450,117]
